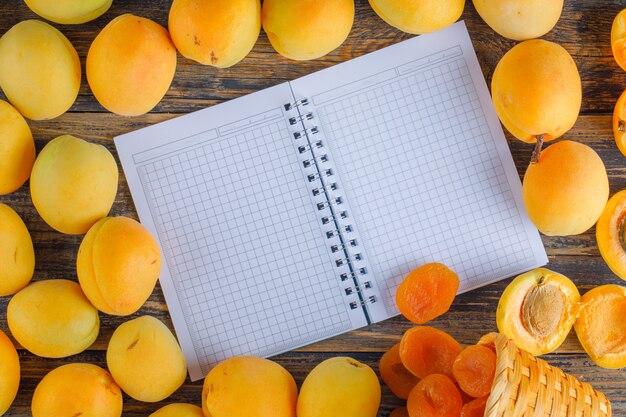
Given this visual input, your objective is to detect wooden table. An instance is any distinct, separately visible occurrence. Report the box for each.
[1,0,626,415]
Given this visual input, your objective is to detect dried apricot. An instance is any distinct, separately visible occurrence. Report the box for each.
[452,345,496,398]
[390,406,409,417]
[407,374,462,417]
[379,344,419,399]
[460,396,488,417]
[396,263,459,324]
[399,326,461,379]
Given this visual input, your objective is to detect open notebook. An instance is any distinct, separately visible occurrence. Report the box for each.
[115,22,547,381]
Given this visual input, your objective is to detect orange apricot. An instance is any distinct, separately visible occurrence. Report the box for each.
[614,91,626,158]
[390,407,409,417]
[460,396,488,417]
[379,344,420,399]
[574,285,626,369]
[407,374,462,417]
[612,8,626,71]
[396,263,459,324]
[452,345,496,398]
[596,190,626,280]
[399,326,462,380]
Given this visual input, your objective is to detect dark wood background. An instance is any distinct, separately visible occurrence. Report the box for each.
[1,0,626,415]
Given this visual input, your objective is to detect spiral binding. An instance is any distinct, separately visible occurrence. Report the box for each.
[285,95,376,315]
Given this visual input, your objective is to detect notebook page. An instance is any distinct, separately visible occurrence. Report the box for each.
[291,22,548,322]
[115,84,367,381]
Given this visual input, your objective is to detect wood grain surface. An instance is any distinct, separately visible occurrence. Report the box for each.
[1,0,626,415]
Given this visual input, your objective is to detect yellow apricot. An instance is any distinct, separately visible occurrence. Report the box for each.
[150,403,204,417]
[297,357,380,417]
[491,40,581,158]
[496,268,580,356]
[107,316,187,402]
[202,356,297,417]
[612,8,626,72]
[87,14,177,116]
[369,0,464,35]
[0,100,35,195]
[614,90,626,157]
[0,20,80,120]
[0,329,19,416]
[32,363,122,417]
[77,216,162,316]
[596,190,626,280]
[0,203,34,296]
[169,0,260,68]
[30,135,118,235]
[473,0,563,41]
[7,279,100,358]
[574,285,626,368]
[522,140,608,236]
[24,0,112,24]
[262,0,353,61]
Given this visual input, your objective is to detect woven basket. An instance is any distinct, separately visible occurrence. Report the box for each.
[479,333,611,417]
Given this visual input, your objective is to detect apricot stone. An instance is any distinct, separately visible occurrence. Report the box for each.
[87,14,177,116]
[574,285,626,368]
[473,0,563,41]
[32,363,122,417]
[297,357,380,417]
[107,316,186,402]
[0,100,35,195]
[7,279,100,358]
[597,190,626,280]
[77,216,162,316]
[262,0,353,61]
[491,40,581,158]
[497,268,580,356]
[30,135,118,235]
[150,403,204,417]
[24,0,112,24]
[523,140,608,236]
[0,203,35,296]
[369,0,464,35]
[0,329,19,416]
[612,8,626,72]
[203,356,297,417]
[0,20,80,120]
[614,90,626,157]
[169,0,260,68]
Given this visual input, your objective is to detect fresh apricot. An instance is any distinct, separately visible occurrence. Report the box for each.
[0,203,35,296]
[390,407,409,417]
[0,329,19,416]
[452,345,496,398]
[150,403,204,417]
[574,285,626,368]
[407,374,462,417]
[613,90,626,157]
[399,326,461,379]
[496,268,580,356]
[522,140,608,236]
[396,263,459,324]
[596,190,626,280]
[379,344,420,399]
[0,100,35,195]
[491,40,581,160]
[612,8,626,71]
[369,0,464,35]
[24,0,112,24]
[460,396,488,417]
[473,0,562,41]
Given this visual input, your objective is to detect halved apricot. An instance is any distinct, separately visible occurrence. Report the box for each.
[396,263,459,325]
[574,285,626,368]
[596,190,626,281]
[399,326,462,380]
[460,396,488,417]
[452,345,496,398]
[612,8,626,71]
[390,406,409,417]
[496,268,580,356]
[614,90,626,157]
[407,374,462,417]
[379,344,420,399]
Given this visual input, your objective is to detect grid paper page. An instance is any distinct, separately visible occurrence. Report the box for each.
[292,22,548,321]
[115,84,363,381]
